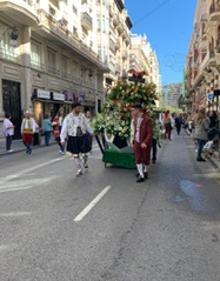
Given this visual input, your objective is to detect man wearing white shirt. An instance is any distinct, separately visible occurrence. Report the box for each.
[61,103,93,176]
[2,114,14,153]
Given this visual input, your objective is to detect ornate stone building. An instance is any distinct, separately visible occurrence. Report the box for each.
[186,0,220,113]
[0,0,108,137]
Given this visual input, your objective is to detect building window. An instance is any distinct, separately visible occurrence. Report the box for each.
[31,41,41,67]
[61,55,68,77]
[49,5,56,16]
[72,4,77,14]
[48,48,56,73]
[0,29,18,60]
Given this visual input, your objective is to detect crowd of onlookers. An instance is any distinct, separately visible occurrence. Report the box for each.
[157,109,219,162]
[182,109,220,161]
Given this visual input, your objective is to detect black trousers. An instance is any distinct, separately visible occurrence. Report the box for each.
[176,125,181,135]
[6,135,12,151]
[152,139,157,161]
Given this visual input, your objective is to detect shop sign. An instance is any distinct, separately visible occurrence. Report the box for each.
[37,89,51,99]
[63,91,74,102]
[79,92,86,103]
[53,92,65,101]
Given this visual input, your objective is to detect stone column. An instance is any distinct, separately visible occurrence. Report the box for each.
[93,68,98,113]
[21,27,32,111]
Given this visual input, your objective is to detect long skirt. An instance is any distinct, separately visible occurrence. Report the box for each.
[23,133,33,145]
[67,135,91,155]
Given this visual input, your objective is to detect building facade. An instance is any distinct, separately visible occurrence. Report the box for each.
[0,0,108,138]
[129,34,162,106]
[104,0,132,89]
[0,0,160,138]
[162,83,183,108]
[186,0,220,113]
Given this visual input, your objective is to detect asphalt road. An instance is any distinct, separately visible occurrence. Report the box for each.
[0,134,220,281]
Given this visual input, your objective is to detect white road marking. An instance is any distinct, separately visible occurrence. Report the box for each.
[0,186,33,193]
[0,211,32,217]
[74,185,111,222]
[0,244,17,253]
[2,157,65,182]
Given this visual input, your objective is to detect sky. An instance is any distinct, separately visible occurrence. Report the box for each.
[125,0,197,85]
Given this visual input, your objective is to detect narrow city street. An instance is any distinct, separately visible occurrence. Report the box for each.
[0,134,220,281]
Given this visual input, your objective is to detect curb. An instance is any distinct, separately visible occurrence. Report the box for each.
[207,156,220,170]
[0,142,56,157]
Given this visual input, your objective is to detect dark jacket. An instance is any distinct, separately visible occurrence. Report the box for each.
[139,116,153,145]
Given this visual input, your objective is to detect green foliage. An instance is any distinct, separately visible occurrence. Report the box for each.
[93,81,158,139]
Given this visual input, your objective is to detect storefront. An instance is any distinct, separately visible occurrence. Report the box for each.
[63,90,96,114]
[2,79,22,139]
[32,89,65,125]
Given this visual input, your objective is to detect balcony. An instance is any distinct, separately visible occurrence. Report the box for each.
[122,50,128,60]
[37,10,107,71]
[0,0,39,26]
[216,38,220,53]
[48,65,60,76]
[117,22,123,34]
[115,64,121,74]
[0,46,20,63]
[113,14,120,27]
[109,5,114,17]
[81,12,93,31]
[31,59,45,71]
[109,39,115,53]
[209,1,220,21]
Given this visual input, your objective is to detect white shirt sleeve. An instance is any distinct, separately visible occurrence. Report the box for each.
[21,119,24,134]
[60,116,68,143]
[84,116,93,134]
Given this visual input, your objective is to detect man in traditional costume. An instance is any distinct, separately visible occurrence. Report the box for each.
[60,103,93,176]
[21,111,36,154]
[131,104,153,183]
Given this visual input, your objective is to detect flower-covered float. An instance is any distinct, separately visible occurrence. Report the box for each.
[93,71,158,168]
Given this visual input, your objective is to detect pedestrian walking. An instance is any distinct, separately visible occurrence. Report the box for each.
[194,108,209,162]
[43,114,53,146]
[52,115,65,154]
[2,114,14,153]
[163,110,172,140]
[131,104,153,183]
[33,118,41,146]
[152,113,161,164]
[208,111,219,141]
[60,103,93,176]
[175,114,182,135]
[21,111,36,155]
[58,107,65,131]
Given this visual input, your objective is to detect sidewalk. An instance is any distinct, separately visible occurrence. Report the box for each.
[0,136,56,156]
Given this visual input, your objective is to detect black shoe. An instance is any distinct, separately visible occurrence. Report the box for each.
[84,164,88,169]
[144,172,149,179]
[136,173,140,178]
[136,176,145,183]
[197,158,206,162]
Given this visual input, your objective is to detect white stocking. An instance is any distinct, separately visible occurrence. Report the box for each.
[137,164,144,178]
[74,157,81,171]
[144,165,148,173]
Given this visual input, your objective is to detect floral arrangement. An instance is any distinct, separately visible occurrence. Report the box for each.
[93,80,158,140]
